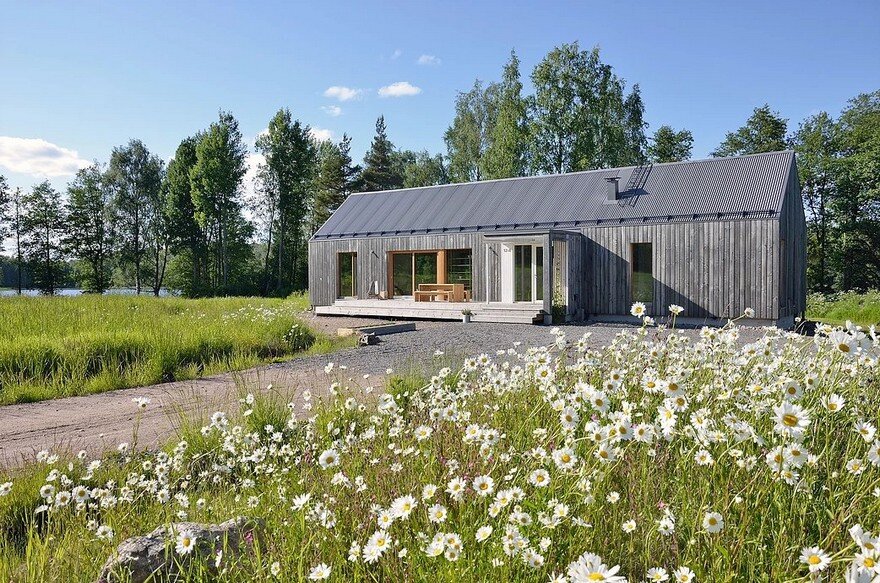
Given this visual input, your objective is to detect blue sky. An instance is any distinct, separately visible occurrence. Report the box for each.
[1,0,878,192]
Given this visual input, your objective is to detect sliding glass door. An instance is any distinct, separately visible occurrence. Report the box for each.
[391,252,438,296]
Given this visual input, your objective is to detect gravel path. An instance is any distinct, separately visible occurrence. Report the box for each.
[0,317,766,469]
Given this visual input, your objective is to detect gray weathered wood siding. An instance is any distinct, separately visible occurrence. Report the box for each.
[778,168,808,318]
[580,219,781,320]
[310,210,805,324]
[308,233,502,307]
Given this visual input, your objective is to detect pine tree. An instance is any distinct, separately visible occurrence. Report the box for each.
[358,116,403,192]
[312,134,358,233]
[482,50,529,179]
[648,126,694,163]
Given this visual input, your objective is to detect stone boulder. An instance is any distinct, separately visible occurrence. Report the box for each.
[95,516,264,583]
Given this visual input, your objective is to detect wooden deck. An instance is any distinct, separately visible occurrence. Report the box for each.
[315,299,546,324]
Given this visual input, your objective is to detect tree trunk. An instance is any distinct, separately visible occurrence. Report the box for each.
[15,207,21,295]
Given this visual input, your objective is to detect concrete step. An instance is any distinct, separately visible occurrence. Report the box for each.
[470,313,542,324]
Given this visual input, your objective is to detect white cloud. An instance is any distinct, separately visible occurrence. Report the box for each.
[323,86,362,102]
[0,136,91,177]
[390,49,402,60]
[321,105,342,117]
[417,54,441,66]
[310,127,334,142]
[378,81,422,98]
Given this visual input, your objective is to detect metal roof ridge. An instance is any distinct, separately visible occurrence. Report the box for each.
[343,151,795,198]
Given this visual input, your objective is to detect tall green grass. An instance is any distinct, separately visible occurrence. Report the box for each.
[0,294,317,404]
[807,290,880,326]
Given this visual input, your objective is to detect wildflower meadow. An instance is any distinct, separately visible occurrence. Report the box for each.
[1,308,879,581]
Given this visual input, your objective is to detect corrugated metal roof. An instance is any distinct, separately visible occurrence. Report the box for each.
[312,151,796,240]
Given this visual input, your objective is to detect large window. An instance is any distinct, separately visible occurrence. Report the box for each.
[631,243,653,305]
[338,252,357,298]
[391,252,438,296]
[446,249,472,292]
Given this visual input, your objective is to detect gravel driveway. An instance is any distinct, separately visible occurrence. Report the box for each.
[0,317,766,469]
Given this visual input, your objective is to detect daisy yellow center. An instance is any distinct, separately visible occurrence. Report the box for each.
[838,343,850,352]
[828,404,838,410]
[480,483,488,490]
[708,518,717,525]
[182,536,191,547]
[782,414,799,427]
[864,557,875,568]
[561,454,571,463]
[647,381,656,388]
[599,450,609,458]
[808,554,821,565]
[588,574,606,581]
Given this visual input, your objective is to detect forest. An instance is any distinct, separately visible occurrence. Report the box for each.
[1,42,878,297]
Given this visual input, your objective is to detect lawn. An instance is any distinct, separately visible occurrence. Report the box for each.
[0,294,324,404]
[807,291,880,327]
[0,314,877,581]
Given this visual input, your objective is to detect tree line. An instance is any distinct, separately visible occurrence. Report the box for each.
[0,42,876,296]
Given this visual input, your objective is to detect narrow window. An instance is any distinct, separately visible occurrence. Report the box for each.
[631,243,653,305]
[337,252,357,298]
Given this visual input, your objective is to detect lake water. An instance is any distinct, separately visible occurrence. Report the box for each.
[0,288,173,297]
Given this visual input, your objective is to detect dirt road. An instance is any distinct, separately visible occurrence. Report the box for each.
[0,359,368,468]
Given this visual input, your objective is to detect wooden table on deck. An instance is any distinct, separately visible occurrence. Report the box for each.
[414,283,469,302]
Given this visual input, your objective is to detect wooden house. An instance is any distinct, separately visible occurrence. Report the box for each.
[309,151,806,326]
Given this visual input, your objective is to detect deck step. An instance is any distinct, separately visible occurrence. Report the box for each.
[315,302,543,324]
